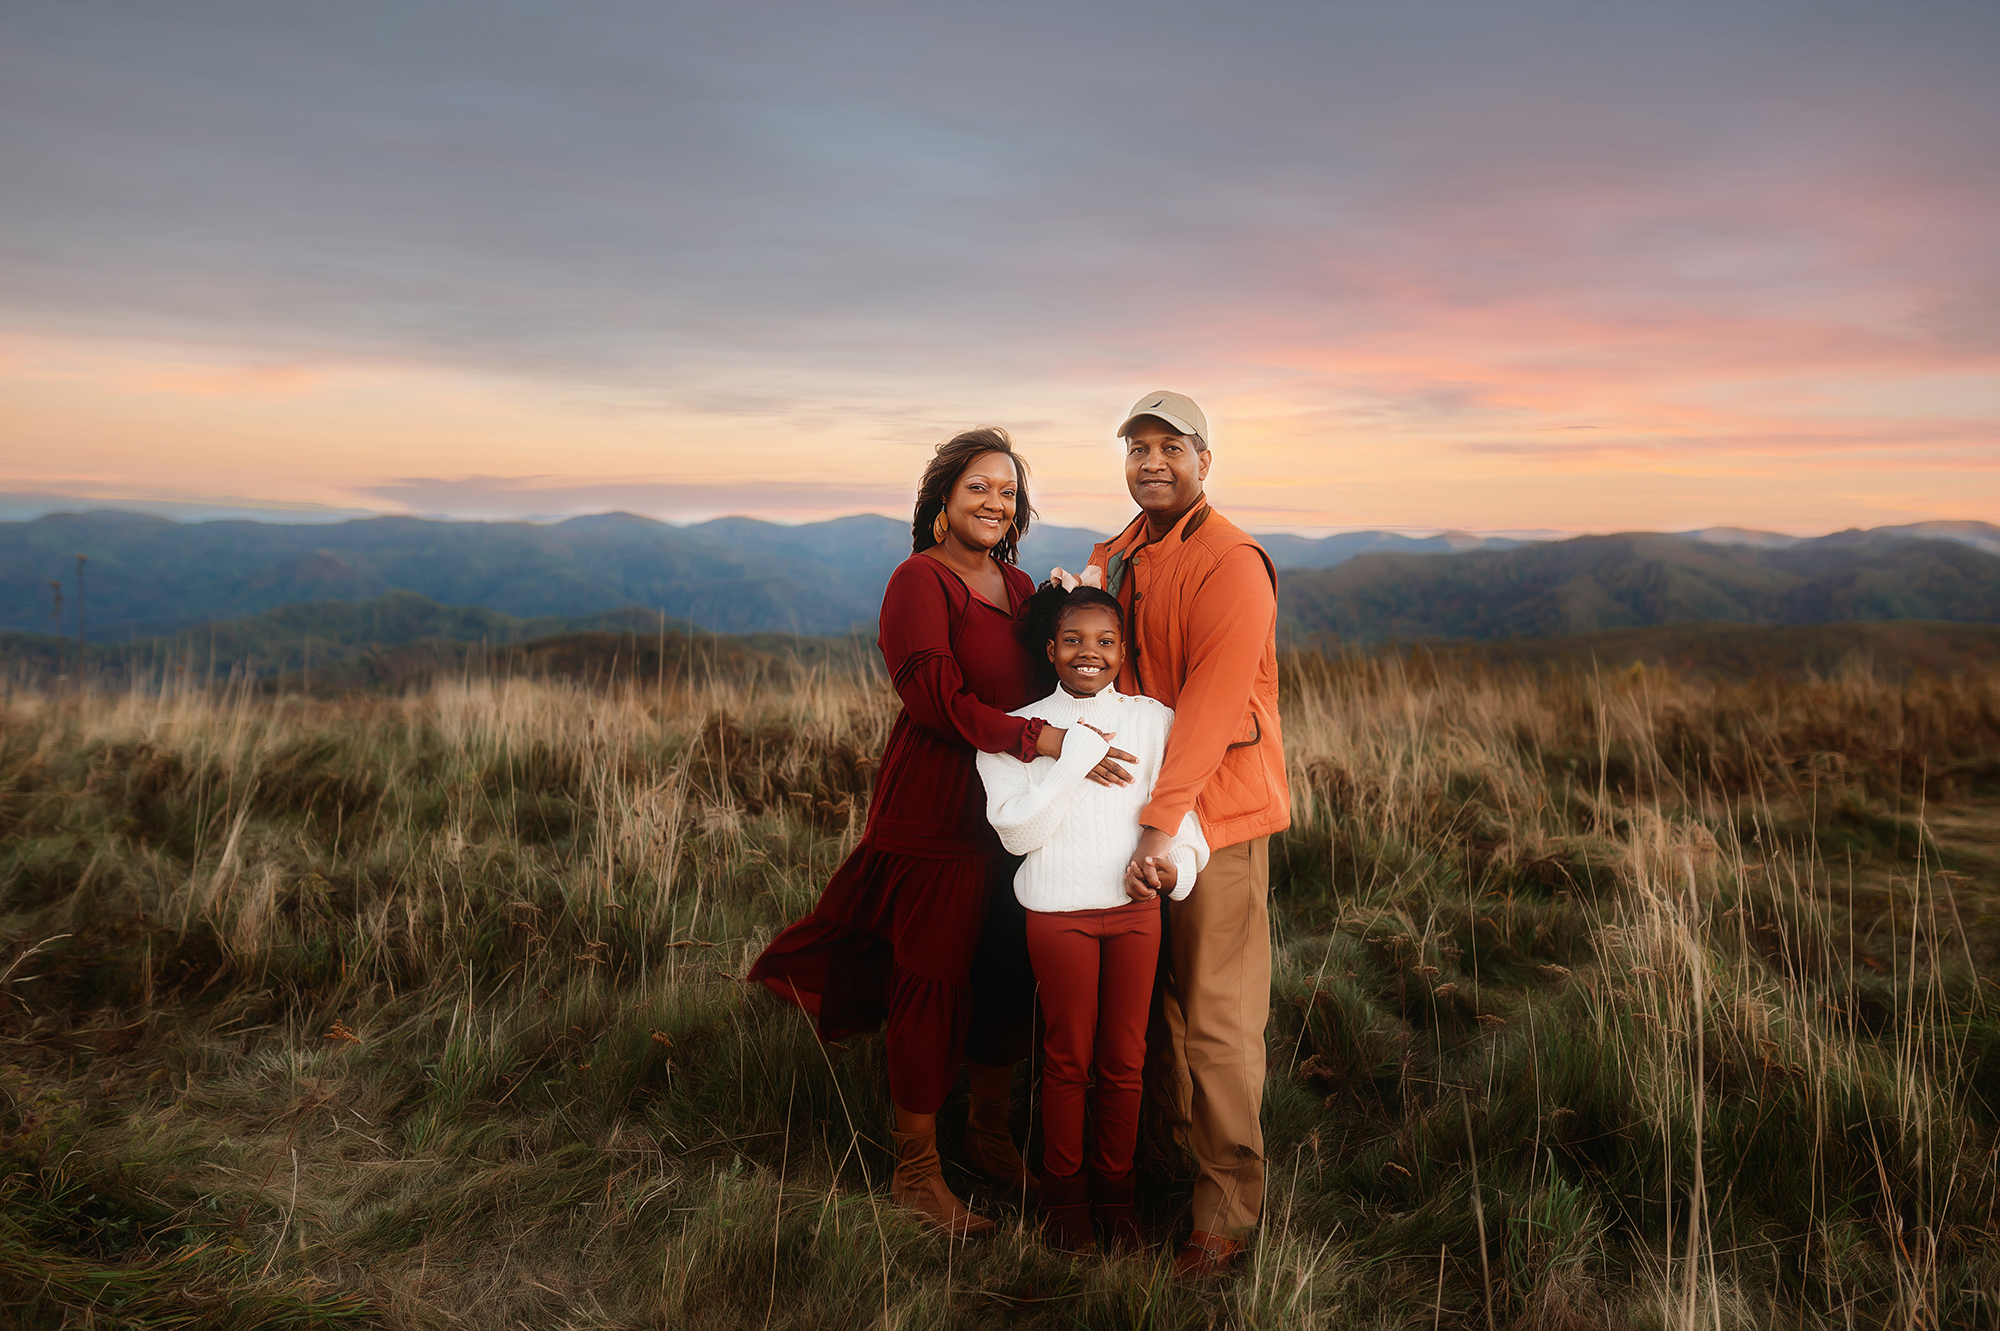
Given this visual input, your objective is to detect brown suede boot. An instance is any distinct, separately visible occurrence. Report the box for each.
[1171,1229,1246,1279]
[1089,1168,1146,1254]
[958,1063,1038,1203]
[891,1115,997,1241]
[1038,1168,1096,1253]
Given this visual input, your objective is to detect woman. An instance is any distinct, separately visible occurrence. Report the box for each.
[749,428,1115,1238]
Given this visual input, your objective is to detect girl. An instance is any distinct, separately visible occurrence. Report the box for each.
[975,583,1209,1253]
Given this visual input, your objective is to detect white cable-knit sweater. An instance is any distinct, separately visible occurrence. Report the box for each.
[976,684,1210,912]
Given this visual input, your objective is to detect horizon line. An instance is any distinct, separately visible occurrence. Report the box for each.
[3,498,1996,545]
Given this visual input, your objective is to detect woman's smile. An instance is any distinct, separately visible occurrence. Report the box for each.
[938,450,1019,554]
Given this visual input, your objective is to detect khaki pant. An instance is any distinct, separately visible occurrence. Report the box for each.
[1159,835,1270,1238]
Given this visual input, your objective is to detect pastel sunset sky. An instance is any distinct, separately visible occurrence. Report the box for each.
[3,1,1997,535]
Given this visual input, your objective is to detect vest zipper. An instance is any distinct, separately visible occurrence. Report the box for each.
[1126,578,1146,694]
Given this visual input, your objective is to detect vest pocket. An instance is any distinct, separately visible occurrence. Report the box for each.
[1217,732,1269,813]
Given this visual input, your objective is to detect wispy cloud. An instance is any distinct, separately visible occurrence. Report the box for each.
[356,475,908,522]
[0,486,377,524]
[0,1,1995,533]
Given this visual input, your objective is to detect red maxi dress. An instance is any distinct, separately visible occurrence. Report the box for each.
[748,554,1042,1113]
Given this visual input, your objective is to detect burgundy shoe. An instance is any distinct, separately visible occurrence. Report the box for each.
[1089,1168,1147,1254]
[1171,1229,1246,1279]
[1038,1169,1096,1253]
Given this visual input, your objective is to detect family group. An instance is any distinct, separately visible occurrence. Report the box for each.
[747,391,1287,1278]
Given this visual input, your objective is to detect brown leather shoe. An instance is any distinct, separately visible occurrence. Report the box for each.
[957,1065,1038,1202]
[892,1127,997,1240]
[1171,1229,1245,1278]
[1089,1168,1146,1254]
[1038,1169,1096,1253]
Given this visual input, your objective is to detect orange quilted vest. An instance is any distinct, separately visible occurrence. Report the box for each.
[1088,501,1290,848]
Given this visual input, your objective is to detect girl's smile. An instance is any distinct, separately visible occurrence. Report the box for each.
[1049,605,1122,696]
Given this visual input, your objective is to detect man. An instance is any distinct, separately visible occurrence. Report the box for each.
[1085,391,1288,1277]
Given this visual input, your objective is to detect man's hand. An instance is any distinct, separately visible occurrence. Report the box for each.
[1123,826,1175,900]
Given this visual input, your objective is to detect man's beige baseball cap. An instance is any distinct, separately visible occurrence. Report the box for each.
[1117,390,1208,444]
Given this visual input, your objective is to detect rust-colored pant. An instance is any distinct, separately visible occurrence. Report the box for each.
[1158,836,1270,1238]
[1025,898,1161,1180]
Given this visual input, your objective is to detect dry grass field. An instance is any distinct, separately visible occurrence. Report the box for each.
[3,648,1999,1328]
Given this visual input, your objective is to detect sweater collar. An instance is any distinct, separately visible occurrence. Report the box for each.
[1045,682,1121,717]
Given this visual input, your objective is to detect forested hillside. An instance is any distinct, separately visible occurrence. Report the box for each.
[4,511,1527,636]
[8,510,1997,644]
[1279,530,2000,643]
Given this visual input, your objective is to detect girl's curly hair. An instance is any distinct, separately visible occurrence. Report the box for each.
[1018,581,1123,691]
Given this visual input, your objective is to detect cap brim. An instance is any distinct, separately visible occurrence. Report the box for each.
[1117,410,1200,439]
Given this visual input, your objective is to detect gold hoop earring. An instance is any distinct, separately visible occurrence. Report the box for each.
[932,510,949,544]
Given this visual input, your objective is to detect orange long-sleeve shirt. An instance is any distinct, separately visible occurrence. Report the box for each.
[1088,501,1289,849]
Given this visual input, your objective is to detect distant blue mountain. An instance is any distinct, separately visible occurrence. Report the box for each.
[0,509,1497,637]
[1254,530,1526,568]
[3,509,892,637]
[6,509,1995,639]
[1281,527,2000,643]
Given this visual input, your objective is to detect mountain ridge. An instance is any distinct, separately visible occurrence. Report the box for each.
[1278,529,2000,644]
[13,590,1999,694]
[5,509,1996,639]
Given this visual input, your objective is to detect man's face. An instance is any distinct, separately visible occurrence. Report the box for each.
[1123,418,1209,522]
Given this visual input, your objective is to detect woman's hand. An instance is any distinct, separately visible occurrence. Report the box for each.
[1036,721,1134,784]
[1076,720,1134,786]
[1086,752,1135,786]
[1088,731,1136,783]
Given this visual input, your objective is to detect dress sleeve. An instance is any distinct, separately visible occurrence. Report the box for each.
[976,728,1112,856]
[879,560,1040,757]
